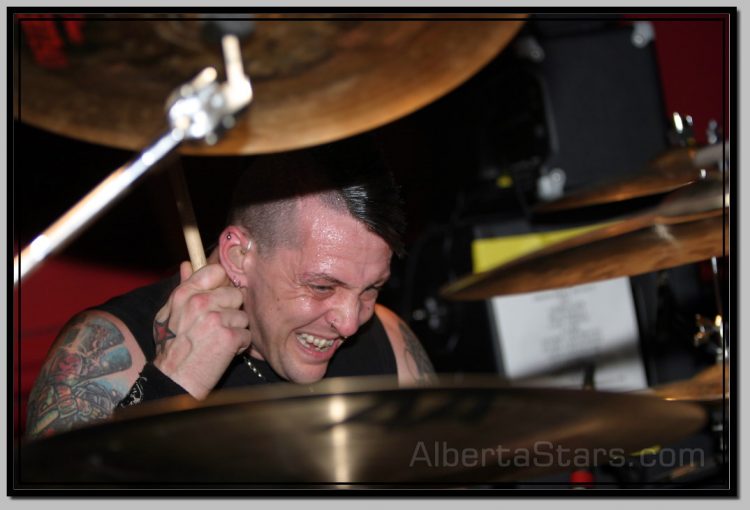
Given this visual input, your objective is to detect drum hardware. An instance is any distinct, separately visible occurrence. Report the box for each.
[710,408,727,461]
[19,375,706,485]
[668,112,696,147]
[706,119,722,145]
[411,296,450,333]
[693,314,725,364]
[567,363,597,488]
[699,253,728,364]
[14,35,253,284]
[630,21,655,48]
[201,14,258,42]
[536,167,567,202]
[439,177,728,301]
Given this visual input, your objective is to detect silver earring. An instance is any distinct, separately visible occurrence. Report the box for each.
[232,278,240,288]
[226,233,232,240]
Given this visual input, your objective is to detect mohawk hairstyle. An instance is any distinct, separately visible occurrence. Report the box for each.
[228,136,406,257]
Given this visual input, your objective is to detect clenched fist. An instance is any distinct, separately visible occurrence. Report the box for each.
[152,261,251,399]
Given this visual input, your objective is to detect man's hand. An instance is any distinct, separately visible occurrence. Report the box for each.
[152,262,251,399]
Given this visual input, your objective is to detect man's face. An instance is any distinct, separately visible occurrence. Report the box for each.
[241,196,392,383]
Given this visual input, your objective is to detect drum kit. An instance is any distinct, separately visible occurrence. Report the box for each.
[14,14,729,487]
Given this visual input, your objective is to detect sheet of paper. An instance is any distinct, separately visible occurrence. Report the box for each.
[511,345,648,392]
[489,277,647,391]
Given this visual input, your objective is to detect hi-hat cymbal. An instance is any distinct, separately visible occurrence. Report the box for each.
[16,14,526,155]
[649,362,729,404]
[440,178,728,300]
[19,375,705,486]
[533,144,726,214]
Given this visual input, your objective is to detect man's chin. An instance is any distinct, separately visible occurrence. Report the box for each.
[287,366,328,385]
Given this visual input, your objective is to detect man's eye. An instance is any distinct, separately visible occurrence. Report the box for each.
[310,285,334,294]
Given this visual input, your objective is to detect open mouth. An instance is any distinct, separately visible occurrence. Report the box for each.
[296,332,336,352]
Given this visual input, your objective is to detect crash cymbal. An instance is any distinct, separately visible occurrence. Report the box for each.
[441,178,728,300]
[649,362,729,404]
[533,144,725,214]
[16,14,526,155]
[19,375,705,486]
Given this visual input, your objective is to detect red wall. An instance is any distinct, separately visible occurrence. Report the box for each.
[631,16,729,143]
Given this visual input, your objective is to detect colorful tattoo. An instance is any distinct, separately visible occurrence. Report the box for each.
[398,320,435,381]
[153,316,176,356]
[25,316,132,438]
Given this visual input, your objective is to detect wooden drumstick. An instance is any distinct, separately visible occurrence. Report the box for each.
[168,163,207,271]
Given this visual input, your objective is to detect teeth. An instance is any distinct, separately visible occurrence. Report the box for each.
[297,333,335,351]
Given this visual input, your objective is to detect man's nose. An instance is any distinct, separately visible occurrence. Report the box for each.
[326,295,361,338]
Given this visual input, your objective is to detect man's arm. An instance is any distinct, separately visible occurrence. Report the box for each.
[25,311,146,439]
[375,305,435,385]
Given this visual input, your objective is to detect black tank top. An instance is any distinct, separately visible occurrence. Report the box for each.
[94,275,398,388]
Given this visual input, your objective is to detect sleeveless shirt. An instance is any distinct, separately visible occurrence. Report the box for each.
[94,275,398,388]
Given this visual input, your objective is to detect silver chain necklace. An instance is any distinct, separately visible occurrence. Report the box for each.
[242,354,267,382]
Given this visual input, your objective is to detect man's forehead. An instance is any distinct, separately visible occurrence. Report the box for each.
[293,195,392,263]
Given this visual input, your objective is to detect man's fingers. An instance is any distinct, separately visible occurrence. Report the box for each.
[184,263,231,291]
[232,327,253,355]
[221,308,250,330]
[184,286,245,316]
[156,263,236,328]
[179,261,193,282]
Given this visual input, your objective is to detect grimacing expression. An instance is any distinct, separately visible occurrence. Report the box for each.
[241,196,392,383]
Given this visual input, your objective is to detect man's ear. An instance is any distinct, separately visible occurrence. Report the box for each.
[218,226,253,287]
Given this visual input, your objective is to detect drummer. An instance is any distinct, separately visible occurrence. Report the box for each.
[25,140,435,439]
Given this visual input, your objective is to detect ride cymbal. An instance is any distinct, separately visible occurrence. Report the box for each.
[20,375,705,485]
[16,14,526,155]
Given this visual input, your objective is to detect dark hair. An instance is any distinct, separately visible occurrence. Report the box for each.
[228,137,406,257]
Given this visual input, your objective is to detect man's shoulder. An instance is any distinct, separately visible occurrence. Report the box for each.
[24,310,147,439]
[374,305,435,386]
[374,304,401,334]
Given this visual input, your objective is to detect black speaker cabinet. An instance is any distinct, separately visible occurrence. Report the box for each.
[480,21,670,202]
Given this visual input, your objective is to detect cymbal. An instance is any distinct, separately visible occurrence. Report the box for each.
[533,144,725,214]
[441,178,728,300]
[16,14,526,155]
[649,362,729,404]
[19,375,706,485]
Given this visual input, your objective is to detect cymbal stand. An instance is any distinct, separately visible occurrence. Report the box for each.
[14,35,253,284]
[692,189,727,365]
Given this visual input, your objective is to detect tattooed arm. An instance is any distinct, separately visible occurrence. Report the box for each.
[25,311,146,439]
[375,305,436,386]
